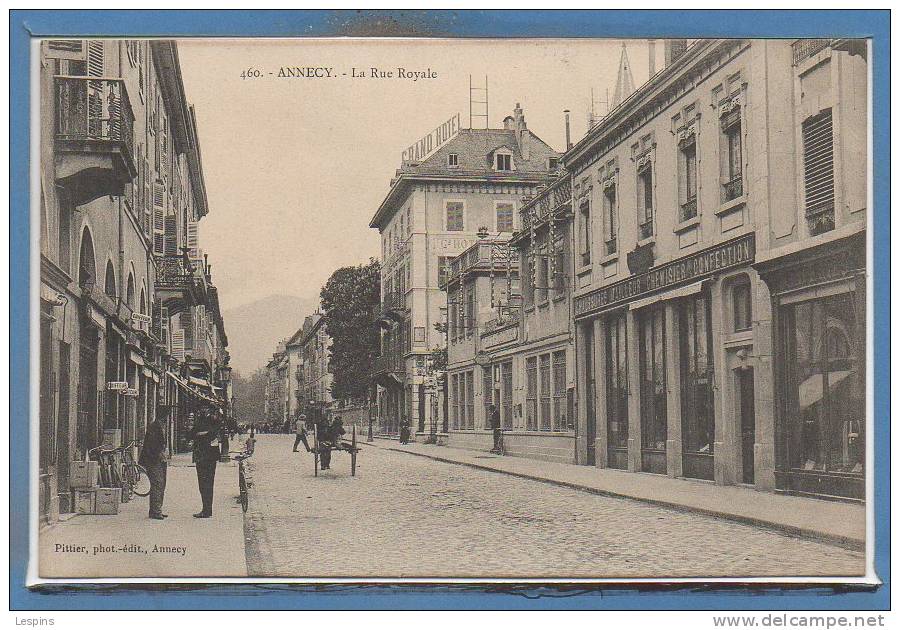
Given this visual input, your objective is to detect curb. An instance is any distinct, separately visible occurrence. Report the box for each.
[365,441,865,552]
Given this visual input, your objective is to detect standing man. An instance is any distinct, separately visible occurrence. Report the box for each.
[490,404,502,454]
[140,403,169,520]
[293,413,310,452]
[189,405,221,518]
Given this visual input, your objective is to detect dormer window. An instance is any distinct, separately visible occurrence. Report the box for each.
[495,152,513,171]
[548,157,560,171]
[448,153,459,167]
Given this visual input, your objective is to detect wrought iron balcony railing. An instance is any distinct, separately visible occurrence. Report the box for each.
[721,175,744,203]
[55,76,135,164]
[156,255,198,291]
[792,39,830,66]
[679,197,698,223]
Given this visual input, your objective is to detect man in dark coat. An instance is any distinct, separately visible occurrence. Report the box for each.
[489,404,502,454]
[140,403,169,519]
[189,406,221,518]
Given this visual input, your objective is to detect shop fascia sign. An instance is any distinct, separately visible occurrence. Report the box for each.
[401,113,460,164]
[107,381,128,391]
[574,233,755,318]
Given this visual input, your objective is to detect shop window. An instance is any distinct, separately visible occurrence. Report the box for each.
[678,135,698,222]
[483,367,494,428]
[783,292,864,475]
[446,201,464,232]
[450,373,459,430]
[802,109,836,236]
[732,281,752,332]
[638,306,667,469]
[637,163,654,239]
[501,361,513,429]
[525,356,538,431]
[602,184,617,255]
[679,294,716,480]
[578,198,592,266]
[539,354,552,431]
[496,201,515,233]
[605,312,629,460]
[465,371,475,430]
[552,351,568,431]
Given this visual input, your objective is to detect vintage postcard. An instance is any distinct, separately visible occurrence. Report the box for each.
[30,34,874,584]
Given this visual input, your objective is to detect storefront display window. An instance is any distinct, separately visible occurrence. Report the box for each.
[679,293,715,480]
[605,311,628,469]
[639,306,667,473]
[782,292,864,477]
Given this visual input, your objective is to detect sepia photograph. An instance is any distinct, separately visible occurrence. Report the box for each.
[26,27,878,588]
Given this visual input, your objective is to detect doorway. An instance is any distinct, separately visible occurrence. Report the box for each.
[584,324,596,465]
[738,368,756,485]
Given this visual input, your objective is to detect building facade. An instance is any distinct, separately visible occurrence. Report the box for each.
[38,39,231,524]
[370,105,561,438]
[566,38,867,500]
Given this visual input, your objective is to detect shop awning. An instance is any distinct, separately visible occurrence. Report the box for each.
[188,375,212,389]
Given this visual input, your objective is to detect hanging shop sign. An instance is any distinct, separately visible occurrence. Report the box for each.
[124,388,140,397]
[574,233,755,319]
[131,313,152,324]
[107,381,128,391]
[401,113,460,164]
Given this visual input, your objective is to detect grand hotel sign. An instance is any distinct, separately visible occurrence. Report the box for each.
[574,233,755,319]
[401,113,461,164]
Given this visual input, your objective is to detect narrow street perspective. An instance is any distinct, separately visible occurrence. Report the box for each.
[242,434,864,578]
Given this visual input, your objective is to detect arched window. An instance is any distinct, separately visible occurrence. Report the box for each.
[78,227,96,289]
[126,273,135,310]
[139,287,146,315]
[104,261,117,299]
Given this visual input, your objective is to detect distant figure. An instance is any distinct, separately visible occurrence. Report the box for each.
[490,404,502,454]
[399,421,411,444]
[140,403,169,520]
[293,414,310,452]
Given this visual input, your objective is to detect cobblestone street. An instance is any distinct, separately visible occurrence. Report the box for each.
[242,435,864,578]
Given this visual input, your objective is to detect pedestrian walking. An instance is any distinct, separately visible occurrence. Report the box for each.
[140,403,169,520]
[293,414,311,452]
[189,405,222,518]
[399,421,411,444]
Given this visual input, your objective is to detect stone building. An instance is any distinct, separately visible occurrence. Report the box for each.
[38,39,231,523]
[370,106,561,438]
[566,39,867,500]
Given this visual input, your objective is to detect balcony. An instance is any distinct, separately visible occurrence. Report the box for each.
[375,291,407,328]
[792,39,830,66]
[446,240,516,284]
[371,352,404,386]
[721,175,744,203]
[680,197,698,223]
[519,176,572,234]
[54,76,136,205]
[155,254,203,315]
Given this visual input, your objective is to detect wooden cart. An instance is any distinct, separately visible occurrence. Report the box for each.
[312,424,359,477]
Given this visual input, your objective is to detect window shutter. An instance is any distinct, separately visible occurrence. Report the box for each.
[86,41,104,77]
[182,311,194,351]
[164,215,178,255]
[171,329,184,361]
[152,181,165,255]
[151,300,161,339]
[161,118,169,175]
[802,109,835,217]
[186,221,200,261]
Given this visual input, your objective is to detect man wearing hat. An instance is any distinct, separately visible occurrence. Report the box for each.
[140,402,170,520]
[293,413,310,453]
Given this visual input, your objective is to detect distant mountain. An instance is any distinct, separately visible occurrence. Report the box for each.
[222,294,320,376]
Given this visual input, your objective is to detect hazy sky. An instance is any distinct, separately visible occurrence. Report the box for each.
[177,38,659,311]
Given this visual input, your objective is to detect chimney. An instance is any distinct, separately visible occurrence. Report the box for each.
[564,109,572,151]
[648,39,656,76]
[513,102,530,160]
[664,39,688,67]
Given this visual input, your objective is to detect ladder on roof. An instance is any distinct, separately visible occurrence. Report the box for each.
[469,75,489,129]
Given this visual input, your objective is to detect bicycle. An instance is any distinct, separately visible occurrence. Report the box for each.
[231,442,254,513]
[87,444,122,489]
[121,441,151,498]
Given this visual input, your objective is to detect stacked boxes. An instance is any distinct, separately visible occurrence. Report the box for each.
[69,461,99,489]
[69,459,123,515]
[102,428,122,449]
[73,489,96,514]
[95,488,122,515]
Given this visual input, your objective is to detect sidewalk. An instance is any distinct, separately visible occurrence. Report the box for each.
[368,439,866,551]
[37,454,247,579]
